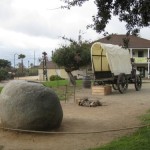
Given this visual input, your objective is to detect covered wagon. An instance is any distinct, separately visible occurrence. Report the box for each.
[91,42,142,93]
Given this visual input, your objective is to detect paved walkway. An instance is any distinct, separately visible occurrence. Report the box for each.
[0,80,10,87]
[0,76,40,87]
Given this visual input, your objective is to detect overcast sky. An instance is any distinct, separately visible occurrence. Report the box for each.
[0,0,150,67]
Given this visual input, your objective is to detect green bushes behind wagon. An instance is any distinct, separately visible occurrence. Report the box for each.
[49,75,65,81]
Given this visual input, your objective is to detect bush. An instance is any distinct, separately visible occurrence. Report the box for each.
[0,87,3,93]
[50,75,64,81]
[28,68,38,76]
[0,69,9,81]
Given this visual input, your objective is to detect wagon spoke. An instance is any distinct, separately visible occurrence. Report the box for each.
[117,73,128,94]
[112,84,118,90]
[134,75,142,91]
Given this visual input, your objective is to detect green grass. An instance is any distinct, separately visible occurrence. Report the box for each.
[43,80,69,87]
[43,80,83,101]
[89,110,150,150]
[0,80,83,101]
[42,79,83,87]
[0,87,3,93]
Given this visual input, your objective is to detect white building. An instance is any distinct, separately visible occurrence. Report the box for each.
[38,61,91,81]
[98,34,150,78]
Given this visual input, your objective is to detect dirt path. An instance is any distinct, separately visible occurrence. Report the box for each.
[0,81,150,150]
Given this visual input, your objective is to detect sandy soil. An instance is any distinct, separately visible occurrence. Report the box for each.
[0,81,150,150]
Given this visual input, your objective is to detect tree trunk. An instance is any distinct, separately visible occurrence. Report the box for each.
[66,71,76,86]
[21,59,23,73]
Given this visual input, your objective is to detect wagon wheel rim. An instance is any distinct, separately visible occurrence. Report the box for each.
[134,75,142,91]
[117,74,128,94]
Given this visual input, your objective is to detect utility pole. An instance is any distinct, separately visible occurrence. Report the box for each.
[42,51,48,81]
[34,51,35,67]
[28,60,30,75]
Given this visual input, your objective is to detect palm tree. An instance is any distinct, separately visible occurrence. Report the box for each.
[18,54,26,73]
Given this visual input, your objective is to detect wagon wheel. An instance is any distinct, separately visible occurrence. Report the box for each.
[112,84,118,90]
[134,75,142,91]
[117,73,128,94]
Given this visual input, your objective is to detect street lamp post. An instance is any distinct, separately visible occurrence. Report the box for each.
[14,53,18,69]
[28,60,30,75]
[148,48,150,79]
[28,60,30,69]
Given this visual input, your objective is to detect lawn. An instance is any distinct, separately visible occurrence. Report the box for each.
[0,80,83,101]
[1,80,150,149]
[43,80,83,101]
[0,87,3,93]
[89,110,150,150]
[42,79,83,87]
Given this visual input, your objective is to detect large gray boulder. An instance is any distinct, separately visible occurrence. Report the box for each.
[0,80,63,131]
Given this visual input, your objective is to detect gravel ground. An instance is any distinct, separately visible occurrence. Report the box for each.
[0,79,150,150]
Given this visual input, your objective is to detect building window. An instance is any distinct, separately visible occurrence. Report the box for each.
[138,51,144,57]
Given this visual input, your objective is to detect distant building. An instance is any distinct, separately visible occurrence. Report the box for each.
[38,61,91,81]
[96,34,150,78]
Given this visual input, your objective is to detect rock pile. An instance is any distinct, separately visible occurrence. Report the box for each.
[77,97,102,107]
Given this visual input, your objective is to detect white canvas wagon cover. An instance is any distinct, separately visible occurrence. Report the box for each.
[91,42,132,76]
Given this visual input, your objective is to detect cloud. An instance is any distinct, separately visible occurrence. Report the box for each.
[0,26,60,67]
[0,0,98,40]
[0,0,149,67]
[0,0,14,20]
[0,3,57,38]
[0,27,60,49]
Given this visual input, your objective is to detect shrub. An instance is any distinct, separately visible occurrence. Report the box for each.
[0,87,3,93]
[0,69,9,81]
[50,75,64,81]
